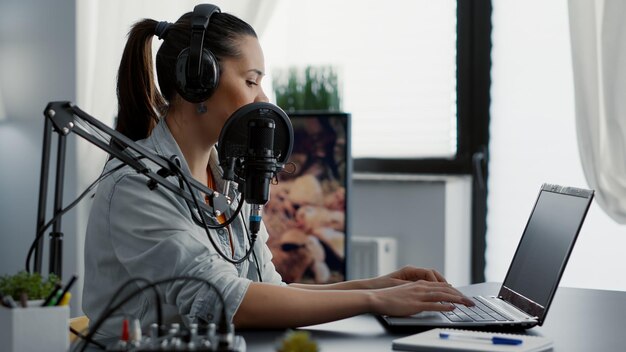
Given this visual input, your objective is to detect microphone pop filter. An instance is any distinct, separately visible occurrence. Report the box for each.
[217,102,294,182]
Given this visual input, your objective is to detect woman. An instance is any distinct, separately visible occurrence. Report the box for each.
[83,5,473,338]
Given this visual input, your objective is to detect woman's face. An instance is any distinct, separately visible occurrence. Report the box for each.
[204,35,268,135]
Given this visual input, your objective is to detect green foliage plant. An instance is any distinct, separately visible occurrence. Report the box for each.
[273,65,341,112]
[275,330,319,352]
[0,271,60,300]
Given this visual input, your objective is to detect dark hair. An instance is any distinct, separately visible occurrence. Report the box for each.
[115,12,257,141]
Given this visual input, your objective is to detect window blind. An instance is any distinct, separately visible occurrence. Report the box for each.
[261,0,457,158]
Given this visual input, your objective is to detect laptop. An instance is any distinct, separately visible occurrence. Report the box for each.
[380,183,594,330]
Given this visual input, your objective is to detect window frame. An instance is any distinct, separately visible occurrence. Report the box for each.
[353,0,492,283]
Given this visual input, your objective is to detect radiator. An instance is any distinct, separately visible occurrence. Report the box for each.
[348,236,398,280]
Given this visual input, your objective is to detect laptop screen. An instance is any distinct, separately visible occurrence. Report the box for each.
[501,186,593,318]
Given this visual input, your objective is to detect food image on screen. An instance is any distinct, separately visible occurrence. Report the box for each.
[263,114,349,284]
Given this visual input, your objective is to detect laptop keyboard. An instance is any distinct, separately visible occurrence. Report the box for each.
[441,297,514,322]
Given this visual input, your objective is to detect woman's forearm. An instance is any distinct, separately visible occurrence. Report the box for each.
[234,280,474,329]
[289,278,373,291]
[233,282,373,328]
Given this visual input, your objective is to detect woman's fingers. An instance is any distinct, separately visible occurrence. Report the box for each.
[414,302,456,312]
[417,291,473,307]
[386,266,450,286]
[415,280,468,300]
[422,268,447,283]
[409,281,474,307]
[371,278,475,317]
[431,269,447,283]
[422,269,439,282]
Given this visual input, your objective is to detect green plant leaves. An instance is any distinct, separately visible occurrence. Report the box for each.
[273,66,341,112]
[0,271,60,300]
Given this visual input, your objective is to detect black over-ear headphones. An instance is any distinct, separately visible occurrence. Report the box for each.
[175,4,221,103]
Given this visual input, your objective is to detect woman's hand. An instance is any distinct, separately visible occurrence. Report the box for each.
[365,265,448,290]
[369,280,474,317]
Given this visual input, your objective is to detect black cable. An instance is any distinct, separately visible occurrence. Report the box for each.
[182,180,244,230]
[183,172,261,281]
[97,277,163,337]
[241,213,263,283]
[161,154,242,230]
[251,248,262,283]
[166,157,257,265]
[70,327,106,350]
[78,276,226,352]
[183,168,255,264]
[25,161,127,273]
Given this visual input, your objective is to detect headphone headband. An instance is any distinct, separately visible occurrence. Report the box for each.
[188,4,221,86]
[175,4,221,103]
[191,4,220,28]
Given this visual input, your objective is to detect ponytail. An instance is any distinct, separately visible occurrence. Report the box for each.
[115,19,167,141]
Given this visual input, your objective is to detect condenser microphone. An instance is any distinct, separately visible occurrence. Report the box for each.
[245,118,275,204]
[217,102,293,236]
[245,117,276,234]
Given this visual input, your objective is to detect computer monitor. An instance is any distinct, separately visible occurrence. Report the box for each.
[263,111,351,284]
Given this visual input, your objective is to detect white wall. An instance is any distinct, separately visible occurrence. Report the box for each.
[0,0,79,311]
[488,0,626,291]
[352,175,472,286]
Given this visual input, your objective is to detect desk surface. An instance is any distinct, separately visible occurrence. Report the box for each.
[242,282,626,352]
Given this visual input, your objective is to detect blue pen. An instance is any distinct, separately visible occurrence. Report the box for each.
[439,331,523,346]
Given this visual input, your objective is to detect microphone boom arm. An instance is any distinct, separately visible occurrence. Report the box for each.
[35,101,229,276]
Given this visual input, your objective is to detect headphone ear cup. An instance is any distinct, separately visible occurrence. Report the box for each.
[200,48,220,94]
[175,47,220,103]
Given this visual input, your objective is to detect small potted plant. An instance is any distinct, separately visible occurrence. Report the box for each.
[276,330,319,352]
[0,271,69,351]
[0,271,60,306]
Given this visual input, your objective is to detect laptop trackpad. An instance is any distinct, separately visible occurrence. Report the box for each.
[384,310,450,326]
[410,311,442,319]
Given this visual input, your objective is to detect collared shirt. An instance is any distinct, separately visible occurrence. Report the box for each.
[82,118,284,339]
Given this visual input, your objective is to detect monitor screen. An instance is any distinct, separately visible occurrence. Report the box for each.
[502,190,591,308]
[263,112,351,284]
